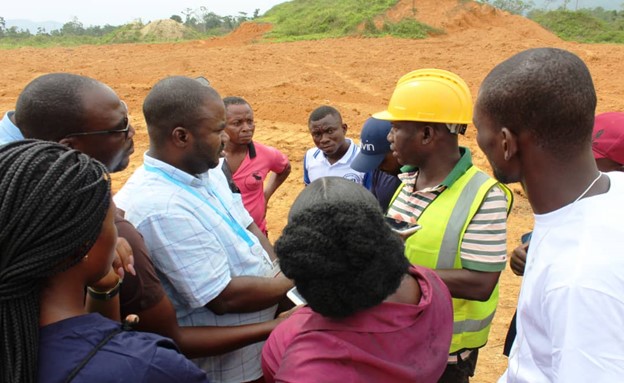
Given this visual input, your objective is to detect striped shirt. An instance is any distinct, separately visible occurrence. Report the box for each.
[387,149,508,272]
[115,154,276,383]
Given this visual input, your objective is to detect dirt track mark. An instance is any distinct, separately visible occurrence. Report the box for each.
[281,55,384,99]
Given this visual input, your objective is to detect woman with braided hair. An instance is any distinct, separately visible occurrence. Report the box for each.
[0,140,209,383]
[261,177,454,383]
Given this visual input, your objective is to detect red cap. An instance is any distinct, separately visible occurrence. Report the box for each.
[592,112,624,165]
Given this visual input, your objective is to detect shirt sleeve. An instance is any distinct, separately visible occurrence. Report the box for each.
[460,185,508,272]
[268,146,290,174]
[544,285,624,382]
[137,212,232,309]
[145,342,210,382]
[303,152,310,185]
[272,334,353,383]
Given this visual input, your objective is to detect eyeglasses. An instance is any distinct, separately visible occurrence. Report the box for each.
[64,101,131,139]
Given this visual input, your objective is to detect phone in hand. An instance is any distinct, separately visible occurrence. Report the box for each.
[384,217,422,235]
[286,287,307,306]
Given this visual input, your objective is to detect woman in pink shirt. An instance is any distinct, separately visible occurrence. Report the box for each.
[262,177,454,383]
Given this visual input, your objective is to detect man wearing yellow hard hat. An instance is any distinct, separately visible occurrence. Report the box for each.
[375,69,513,383]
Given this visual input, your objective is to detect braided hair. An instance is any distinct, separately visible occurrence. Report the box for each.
[0,140,111,383]
[276,177,409,318]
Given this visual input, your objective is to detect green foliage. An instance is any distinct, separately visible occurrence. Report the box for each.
[379,19,442,38]
[259,0,403,40]
[529,8,624,43]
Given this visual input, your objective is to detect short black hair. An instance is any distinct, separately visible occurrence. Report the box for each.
[143,76,222,146]
[15,73,103,141]
[477,48,596,158]
[308,105,342,125]
[276,177,409,318]
[223,96,250,108]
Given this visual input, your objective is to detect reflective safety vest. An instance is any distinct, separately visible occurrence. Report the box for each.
[391,166,513,353]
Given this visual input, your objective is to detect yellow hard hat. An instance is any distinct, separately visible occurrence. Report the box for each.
[373,68,473,126]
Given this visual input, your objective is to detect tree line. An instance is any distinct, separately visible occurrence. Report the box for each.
[0,6,260,39]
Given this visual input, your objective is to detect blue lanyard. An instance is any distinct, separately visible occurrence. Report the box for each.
[144,164,256,248]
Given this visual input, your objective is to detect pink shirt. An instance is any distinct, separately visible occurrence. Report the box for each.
[232,142,289,233]
[262,266,453,383]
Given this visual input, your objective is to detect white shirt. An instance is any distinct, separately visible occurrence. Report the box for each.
[0,111,23,146]
[303,139,366,185]
[115,154,276,383]
[500,172,624,383]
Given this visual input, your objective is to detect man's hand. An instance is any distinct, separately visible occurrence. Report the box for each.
[89,237,136,290]
[510,242,529,276]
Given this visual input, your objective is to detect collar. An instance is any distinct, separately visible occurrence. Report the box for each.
[324,139,356,165]
[0,111,23,141]
[143,153,208,188]
[398,147,473,191]
[248,141,256,159]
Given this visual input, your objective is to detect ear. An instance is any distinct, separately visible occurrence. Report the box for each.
[342,123,348,133]
[501,127,518,161]
[59,136,82,151]
[59,137,73,148]
[172,127,190,148]
[421,125,435,145]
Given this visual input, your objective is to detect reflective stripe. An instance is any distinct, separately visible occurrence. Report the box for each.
[436,171,490,269]
[453,309,497,334]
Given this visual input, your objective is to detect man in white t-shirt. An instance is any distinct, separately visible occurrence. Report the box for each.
[474,47,624,382]
[303,105,366,185]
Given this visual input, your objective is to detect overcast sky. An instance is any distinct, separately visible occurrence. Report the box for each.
[2,0,290,26]
[3,0,618,27]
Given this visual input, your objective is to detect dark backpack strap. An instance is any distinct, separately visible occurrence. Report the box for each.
[65,318,136,382]
[221,160,241,194]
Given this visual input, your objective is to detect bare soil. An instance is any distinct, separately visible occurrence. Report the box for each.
[1,1,623,381]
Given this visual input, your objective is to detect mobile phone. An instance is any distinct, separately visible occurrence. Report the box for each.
[385,217,422,235]
[286,287,307,306]
[521,231,533,245]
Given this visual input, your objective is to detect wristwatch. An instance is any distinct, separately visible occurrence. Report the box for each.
[87,278,123,301]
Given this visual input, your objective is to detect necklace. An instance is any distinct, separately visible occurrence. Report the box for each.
[509,171,603,381]
[573,171,603,203]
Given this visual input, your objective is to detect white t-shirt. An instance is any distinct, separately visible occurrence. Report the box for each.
[500,172,624,383]
[303,139,366,185]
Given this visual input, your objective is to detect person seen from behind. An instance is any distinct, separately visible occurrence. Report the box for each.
[262,177,453,383]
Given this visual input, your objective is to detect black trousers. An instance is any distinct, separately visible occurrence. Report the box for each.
[438,349,479,383]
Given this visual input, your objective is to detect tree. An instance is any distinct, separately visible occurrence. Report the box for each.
[253,9,260,19]
[170,15,183,23]
[61,16,85,35]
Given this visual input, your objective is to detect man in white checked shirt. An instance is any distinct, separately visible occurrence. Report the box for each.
[115,76,293,383]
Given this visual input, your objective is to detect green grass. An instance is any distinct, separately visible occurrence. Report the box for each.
[529,9,624,44]
[0,35,106,49]
[257,0,436,40]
